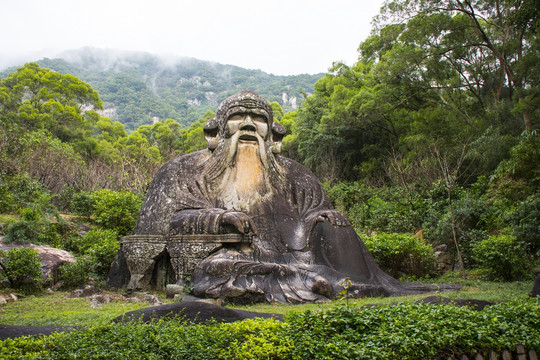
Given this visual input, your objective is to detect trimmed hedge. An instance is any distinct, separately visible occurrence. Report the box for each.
[0,298,538,359]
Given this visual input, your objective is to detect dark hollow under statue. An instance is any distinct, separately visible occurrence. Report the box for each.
[109,91,451,304]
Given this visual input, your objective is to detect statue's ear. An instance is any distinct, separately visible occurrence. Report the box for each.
[204,118,219,151]
[271,122,286,154]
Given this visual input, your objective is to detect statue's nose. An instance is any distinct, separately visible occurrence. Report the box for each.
[239,115,256,131]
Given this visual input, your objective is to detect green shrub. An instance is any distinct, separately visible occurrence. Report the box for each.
[91,190,142,236]
[507,192,540,255]
[2,174,47,213]
[58,256,95,289]
[286,299,540,360]
[81,229,119,278]
[0,247,43,290]
[472,234,534,281]
[58,228,119,285]
[364,232,436,278]
[3,220,43,244]
[70,191,95,218]
[3,211,78,249]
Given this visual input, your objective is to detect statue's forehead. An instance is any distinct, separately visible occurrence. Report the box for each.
[226,106,269,120]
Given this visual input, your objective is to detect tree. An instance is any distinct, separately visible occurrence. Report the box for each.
[376,0,540,132]
[0,63,103,142]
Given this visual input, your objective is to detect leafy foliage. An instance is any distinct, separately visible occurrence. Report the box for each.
[91,189,142,236]
[473,235,534,281]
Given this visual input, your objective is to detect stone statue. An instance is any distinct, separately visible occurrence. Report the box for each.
[109,91,446,303]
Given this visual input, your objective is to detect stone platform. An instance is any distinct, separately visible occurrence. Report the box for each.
[120,234,250,290]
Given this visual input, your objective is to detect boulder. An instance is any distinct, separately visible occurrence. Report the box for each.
[415,296,494,311]
[0,242,75,285]
[114,295,282,324]
[0,325,79,340]
[166,284,184,299]
[66,285,101,298]
[433,244,454,273]
[89,294,111,308]
[144,294,162,306]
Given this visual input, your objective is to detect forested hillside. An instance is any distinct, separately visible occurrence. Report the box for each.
[0,0,538,291]
[1,47,323,130]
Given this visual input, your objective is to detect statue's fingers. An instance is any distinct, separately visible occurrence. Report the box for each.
[225,213,245,233]
[328,212,338,226]
[248,219,258,235]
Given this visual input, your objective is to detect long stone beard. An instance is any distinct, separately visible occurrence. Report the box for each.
[200,132,284,212]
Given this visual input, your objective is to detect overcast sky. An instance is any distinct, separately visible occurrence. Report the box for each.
[1,0,385,75]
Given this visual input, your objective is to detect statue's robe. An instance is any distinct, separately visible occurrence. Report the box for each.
[132,149,438,303]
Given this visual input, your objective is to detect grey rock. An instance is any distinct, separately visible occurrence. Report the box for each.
[89,294,110,308]
[166,284,184,298]
[144,294,162,306]
[415,296,494,311]
[66,285,101,298]
[114,296,282,324]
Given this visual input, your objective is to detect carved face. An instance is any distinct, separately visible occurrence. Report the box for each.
[226,113,269,142]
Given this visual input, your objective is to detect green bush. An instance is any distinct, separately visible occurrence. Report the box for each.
[287,299,540,359]
[58,256,95,289]
[0,247,43,290]
[3,211,78,249]
[3,220,44,244]
[1,174,47,213]
[81,229,119,278]
[70,191,95,218]
[472,234,534,281]
[91,190,142,236]
[364,233,436,278]
[507,192,540,256]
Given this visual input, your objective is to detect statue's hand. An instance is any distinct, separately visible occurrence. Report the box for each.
[313,210,351,227]
[220,211,258,235]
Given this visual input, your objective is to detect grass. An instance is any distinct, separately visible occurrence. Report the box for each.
[0,274,533,327]
[0,290,173,326]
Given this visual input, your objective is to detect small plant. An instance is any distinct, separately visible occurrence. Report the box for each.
[0,247,43,290]
[338,277,352,307]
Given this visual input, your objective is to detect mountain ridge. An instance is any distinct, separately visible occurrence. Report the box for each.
[1,47,323,130]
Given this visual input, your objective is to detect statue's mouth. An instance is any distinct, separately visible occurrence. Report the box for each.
[239,133,258,143]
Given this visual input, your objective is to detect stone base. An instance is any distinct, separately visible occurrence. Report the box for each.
[113,234,249,291]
